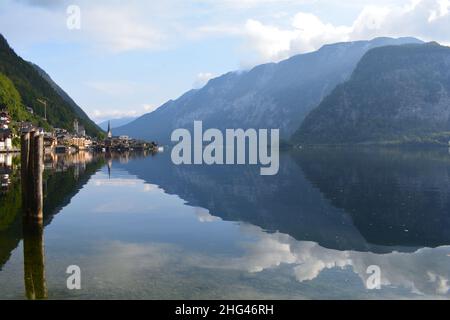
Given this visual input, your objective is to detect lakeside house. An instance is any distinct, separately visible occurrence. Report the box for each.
[0,112,13,152]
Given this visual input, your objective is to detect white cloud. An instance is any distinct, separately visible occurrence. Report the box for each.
[90,109,141,122]
[4,0,450,62]
[238,15,352,65]
[236,0,450,65]
[90,103,160,122]
[143,184,160,193]
[94,178,140,187]
[226,225,450,296]
[242,19,298,63]
[194,207,222,223]
[83,5,165,53]
[143,104,158,112]
[0,1,172,53]
[86,81,159,121]
[193,72,215,88]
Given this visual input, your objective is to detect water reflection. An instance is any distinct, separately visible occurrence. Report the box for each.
[0,151,108,298]
[115,147,450,252]
[87,225,449,298]
[294,147,450,248]
[0,153,15,194]
[221,225,450,297]
[0,147,449,298]
[109,147,450,297]
[23,219,47,300]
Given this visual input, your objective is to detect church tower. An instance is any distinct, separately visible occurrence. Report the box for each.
[107,120,112,138]
[73,119,79,134]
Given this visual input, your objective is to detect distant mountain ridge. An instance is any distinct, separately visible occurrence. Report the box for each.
[115,37,423,143]
[293,42,450,145]
[0,34,101,136]
[98,117,137,131]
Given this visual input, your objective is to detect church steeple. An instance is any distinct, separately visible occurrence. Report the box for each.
[107,120,112,138]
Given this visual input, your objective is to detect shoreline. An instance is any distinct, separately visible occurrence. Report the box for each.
[0,149,19,154]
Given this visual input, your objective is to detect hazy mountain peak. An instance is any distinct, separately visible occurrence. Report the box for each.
[293,41,450,145]
[115,37,424,143]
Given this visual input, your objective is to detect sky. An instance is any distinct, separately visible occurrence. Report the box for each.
[0,0,449,123]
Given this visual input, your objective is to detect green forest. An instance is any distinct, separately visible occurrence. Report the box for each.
[0,34,101,137]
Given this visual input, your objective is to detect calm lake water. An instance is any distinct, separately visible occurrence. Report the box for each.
[1,147,450,299]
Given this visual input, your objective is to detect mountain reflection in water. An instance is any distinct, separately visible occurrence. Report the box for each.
[0,148,449,299]
[115,147,450,252]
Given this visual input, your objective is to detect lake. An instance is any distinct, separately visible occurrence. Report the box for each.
[1,147,450,299]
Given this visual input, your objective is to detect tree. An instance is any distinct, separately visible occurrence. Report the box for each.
[0,72,26,120]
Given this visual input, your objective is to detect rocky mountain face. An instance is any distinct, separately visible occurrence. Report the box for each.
[115,37,422,143]
[293,42,450,145]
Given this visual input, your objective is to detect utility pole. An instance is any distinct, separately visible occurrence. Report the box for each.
[36,98,47,121]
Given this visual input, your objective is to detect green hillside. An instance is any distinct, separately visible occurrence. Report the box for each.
[0,72,27,121]
[0,34,101,136]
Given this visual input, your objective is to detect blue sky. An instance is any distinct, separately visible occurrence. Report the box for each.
[0,0,449,122]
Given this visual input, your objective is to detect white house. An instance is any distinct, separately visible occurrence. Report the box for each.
[0,129,13,151]
[0,139,12,151]
[5,137,12,150]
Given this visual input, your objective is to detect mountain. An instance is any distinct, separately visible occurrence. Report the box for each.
[293,42,450,145]
[98,117,137,131]
[115,37,423,144]
[0,34,101,136]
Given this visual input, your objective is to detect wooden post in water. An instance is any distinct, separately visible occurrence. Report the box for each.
[21,132,30,213]
[21,130,47,299]
[31,131,44,219]
[21,130,44,221]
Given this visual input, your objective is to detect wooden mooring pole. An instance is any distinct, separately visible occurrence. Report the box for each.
[21,130,47,299]
[21,130,44,221]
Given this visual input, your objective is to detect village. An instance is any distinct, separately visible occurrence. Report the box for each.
[0,110,159,154]
[0,109,160,194]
